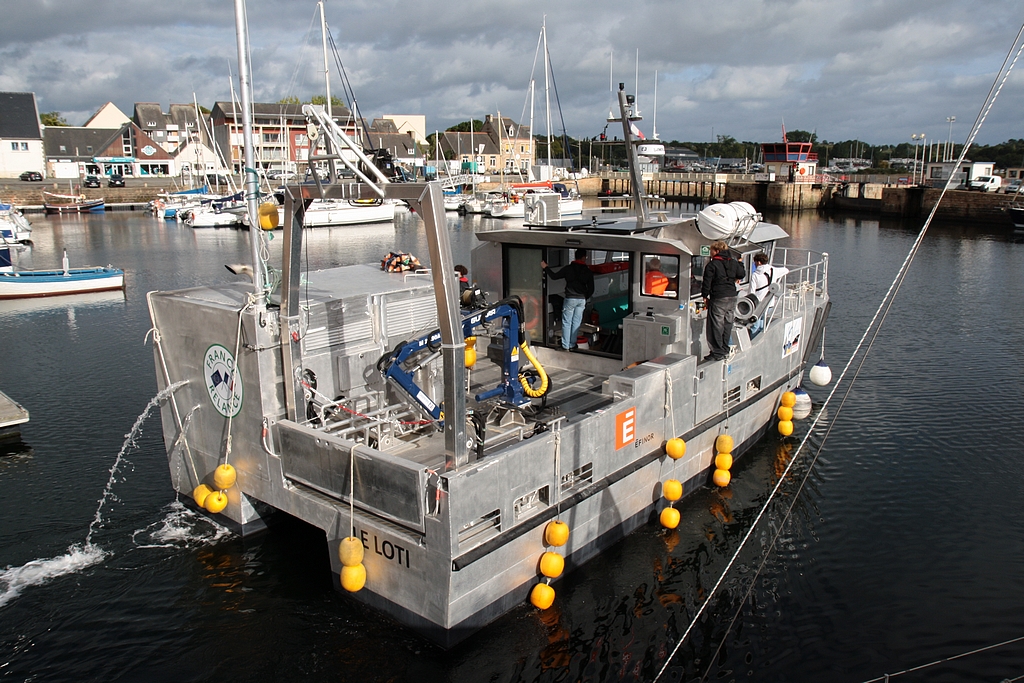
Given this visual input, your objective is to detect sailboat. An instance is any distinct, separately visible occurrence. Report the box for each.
[300,1,397,228]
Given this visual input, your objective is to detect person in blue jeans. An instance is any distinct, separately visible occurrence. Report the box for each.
[542,249,595,350]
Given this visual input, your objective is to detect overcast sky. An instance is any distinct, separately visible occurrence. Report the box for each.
[2,0,1023,147]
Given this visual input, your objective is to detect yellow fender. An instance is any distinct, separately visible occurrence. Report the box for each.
[518,342,549,398]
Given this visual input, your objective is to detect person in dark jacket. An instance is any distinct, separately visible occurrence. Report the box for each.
[701,240,746,360]
[542,249,595,350]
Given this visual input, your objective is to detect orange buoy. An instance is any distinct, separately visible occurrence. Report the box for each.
[530,582,555,609]
[213,463,237,490]
[539,551,564,578]
[777,405,794,422]
[780,391,797,408]
[192,484,213,508]
[714,452,733,471]
[544,520,569,547]
[713,469,731,487]
[665,437,686,460]
[778,420,794,436]
[204,490,228,514]
[338,537,364,567]
[715,433,734,454]
[662,479,683,502]
[660,506,681,529]
[341,563,366,592]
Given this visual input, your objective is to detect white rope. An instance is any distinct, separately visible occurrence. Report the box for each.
[222,293,257,465]
[653,23,1024,682]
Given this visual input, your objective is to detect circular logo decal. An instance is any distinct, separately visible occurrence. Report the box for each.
[141,145,156,156]
[204,344,243,417]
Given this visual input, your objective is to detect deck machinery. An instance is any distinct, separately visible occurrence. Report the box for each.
[146,88,830,646]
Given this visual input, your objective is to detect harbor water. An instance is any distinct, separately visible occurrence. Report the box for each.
[1,206,1023,681]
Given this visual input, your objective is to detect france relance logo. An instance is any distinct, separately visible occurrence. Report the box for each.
[204,344,243,417]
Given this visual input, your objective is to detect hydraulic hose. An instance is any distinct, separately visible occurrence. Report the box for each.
[518,342,549,398]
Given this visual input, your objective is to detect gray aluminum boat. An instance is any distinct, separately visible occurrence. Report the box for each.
[146,78,830,645]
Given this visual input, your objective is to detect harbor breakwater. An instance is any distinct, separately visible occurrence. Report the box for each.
[585,174,1014,225]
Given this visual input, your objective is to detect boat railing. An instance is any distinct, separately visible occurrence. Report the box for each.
[769,247,829,320]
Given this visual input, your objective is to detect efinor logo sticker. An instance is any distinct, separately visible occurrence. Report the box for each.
[204,343,243,417]
[615,407,636,450]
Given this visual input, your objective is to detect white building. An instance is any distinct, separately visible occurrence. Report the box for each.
[0,92,45,178]
[924,160,994,188]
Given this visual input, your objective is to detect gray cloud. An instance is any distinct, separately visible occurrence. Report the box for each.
[1,0,1022,146]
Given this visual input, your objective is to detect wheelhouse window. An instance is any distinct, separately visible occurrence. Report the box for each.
[640,254,680,300]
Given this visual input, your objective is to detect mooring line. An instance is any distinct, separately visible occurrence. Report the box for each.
[653,21,1024,683]
[858,633,1024,682]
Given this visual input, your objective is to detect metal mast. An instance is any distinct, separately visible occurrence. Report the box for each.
[319,1,332,120]
[233,0,264,294]
[543,16,551,169]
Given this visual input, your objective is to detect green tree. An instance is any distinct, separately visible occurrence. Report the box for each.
[40,111,68,126]
[278,96,301,105]
[309,95,345,108]
[447,120,485,133]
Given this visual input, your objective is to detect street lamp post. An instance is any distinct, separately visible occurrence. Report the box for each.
[945,116,956,162]
[911,134,924,184]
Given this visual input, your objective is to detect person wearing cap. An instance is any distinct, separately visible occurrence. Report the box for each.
[701,240,745,361]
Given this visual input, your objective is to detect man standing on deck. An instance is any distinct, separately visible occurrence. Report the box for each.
[701,240,745,361]
[542,249,594,351]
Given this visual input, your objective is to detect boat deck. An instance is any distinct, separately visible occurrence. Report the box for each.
[0,389,29,438]
[378,347,616,469]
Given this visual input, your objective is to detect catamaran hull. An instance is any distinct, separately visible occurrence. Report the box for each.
[149,273,826,646]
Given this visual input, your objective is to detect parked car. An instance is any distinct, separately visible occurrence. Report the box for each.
[83,175,102,188]
[107,174,125,188]
[968,175,1001,192]
[204,174,232,188]
[1003,179,1022,194]
[19,171,42,181]
[267,170,297,180]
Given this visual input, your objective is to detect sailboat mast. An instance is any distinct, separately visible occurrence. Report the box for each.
[529,79,535,176]
[319,1,333,120]
[543,16,551,169]
[233,0,264,294]
[653,70,658,140]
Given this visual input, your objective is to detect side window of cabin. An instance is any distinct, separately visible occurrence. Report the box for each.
[640,254,680,300]
[690,255,706,298]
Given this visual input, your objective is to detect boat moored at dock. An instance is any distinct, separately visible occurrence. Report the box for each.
[0,248,124,299]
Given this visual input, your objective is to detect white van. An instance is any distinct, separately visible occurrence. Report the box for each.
[969,175,1002,192]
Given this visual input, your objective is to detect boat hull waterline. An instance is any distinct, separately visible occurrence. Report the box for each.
[0,267,125,299]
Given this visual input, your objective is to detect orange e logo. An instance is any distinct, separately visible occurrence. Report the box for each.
[615,407,636,450]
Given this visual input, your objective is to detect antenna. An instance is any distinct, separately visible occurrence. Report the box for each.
[634,49,640,115]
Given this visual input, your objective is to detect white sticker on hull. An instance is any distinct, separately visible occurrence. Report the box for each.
[204,343,243,417]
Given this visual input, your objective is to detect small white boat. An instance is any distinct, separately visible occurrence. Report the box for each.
[300,198,397,226]
[0,248,124,299]
[0,202,32,244]
[183,206,245,228]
